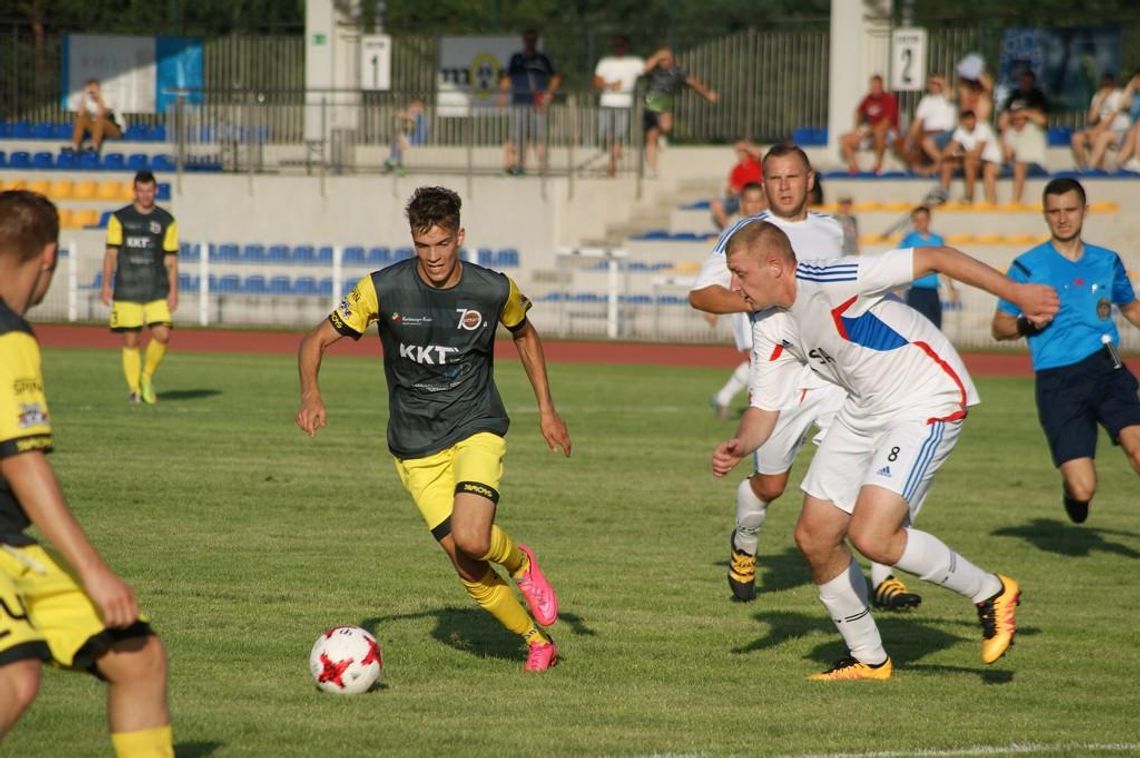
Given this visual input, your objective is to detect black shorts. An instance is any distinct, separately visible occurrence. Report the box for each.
[1035,348,1140,467]
[906,287,942,329]
[643,109,663,133]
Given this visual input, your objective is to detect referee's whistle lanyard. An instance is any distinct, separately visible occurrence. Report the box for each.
[1101,334,1123,369]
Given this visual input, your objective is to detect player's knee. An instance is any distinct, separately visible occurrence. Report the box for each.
[0,660,42,716]
[749,473,786,503]
[100,635,168,686]
[451,528,490,560]
[793,521,825,564]
[1063,477,1096,503]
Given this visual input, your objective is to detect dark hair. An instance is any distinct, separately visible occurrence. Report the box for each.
[134,170,157,186]
[726,219,796,262]
[406,186,462,233]
[959,109,976,120]
[741,181,764,194]
[1043,177,1086,206]
[912,205,931,217]
[763,142,813,173]
[0,190,59,263]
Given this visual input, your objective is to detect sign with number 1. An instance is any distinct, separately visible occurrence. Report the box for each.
[360,34,391,91]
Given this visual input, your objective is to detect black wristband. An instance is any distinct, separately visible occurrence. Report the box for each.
[1016,316,1043,337]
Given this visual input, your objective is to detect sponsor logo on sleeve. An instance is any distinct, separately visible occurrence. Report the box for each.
[17,403,48,429]
[12,378,43,396]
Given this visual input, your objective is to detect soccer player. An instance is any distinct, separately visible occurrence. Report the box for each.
[100,170,179,404]
[0,191,172,754]
[992,178,1140,523]
[690,144,921,611]
[296,186,571,672]
[711,220,1058,679]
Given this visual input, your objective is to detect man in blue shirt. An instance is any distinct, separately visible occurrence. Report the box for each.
[901,205,958,328]
[498,29,560,176]
[993,178,1140,523]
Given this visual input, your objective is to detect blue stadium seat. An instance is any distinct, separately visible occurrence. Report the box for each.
[127,154,150,171]
[241,244,266,262]
[217,274,241,293]
[0,151,6,167]
[292,245,315,264]
[9,151,31,168]
[178,274,200,292]
[293,276,318,295]
[151,124,168,142]
[242,275,267,294]
[315,246,333,263]
[95,210,114,229]
[496,248,519,267]
[343,245,367,265]
[156,182,171,201]
[151,154,176,172]
[680,200,711,210]
[393,247,413,262]
[622,294,653,304]
[268,276,292,295]
[266,244,291,262]
[367,247,390,264]
[102,153,125,169]
[9,123,32,139]
[477,248,494,265]
[316,278,334,296]
[216,243,241,261]
[78,151,100,169]
[123,124,150,141]
[179,242,199,261]
[52,123,72,140]
[55,151,77,169]
[32,152,54,169]
[0,123,10,138]
[341,279,355,295]
[30,123,54,139]
[90,272,103,289]
[1047,127,1073,147]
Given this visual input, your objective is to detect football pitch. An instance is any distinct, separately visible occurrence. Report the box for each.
[7,344,1140,757]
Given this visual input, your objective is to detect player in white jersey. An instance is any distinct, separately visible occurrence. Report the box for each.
[690,144,920,610]
[712,220,1058,679]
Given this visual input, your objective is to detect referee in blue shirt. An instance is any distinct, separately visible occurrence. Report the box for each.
[993,178,1140,523]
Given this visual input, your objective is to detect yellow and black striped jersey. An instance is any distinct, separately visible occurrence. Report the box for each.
[106,204,179,303]
[330,259,532,458]
[0,299,52,545]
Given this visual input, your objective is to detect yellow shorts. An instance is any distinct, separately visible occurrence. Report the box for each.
[0,544,152,673]
[110,299,172,331]
[393,432,506,541]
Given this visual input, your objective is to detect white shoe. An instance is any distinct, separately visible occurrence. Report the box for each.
[1122,157,1140,173]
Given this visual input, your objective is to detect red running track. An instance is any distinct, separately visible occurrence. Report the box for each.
[34,322,1131,377]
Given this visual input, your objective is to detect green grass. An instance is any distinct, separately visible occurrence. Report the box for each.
[5,346,1140,757]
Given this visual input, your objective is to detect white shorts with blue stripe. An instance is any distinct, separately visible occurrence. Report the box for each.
[800,413,963,516]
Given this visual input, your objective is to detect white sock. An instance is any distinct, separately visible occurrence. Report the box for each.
[817,557,888,665]
[869,561,893,587]
[732,478,768,554]
[896,528,1001,603]
[715,361,751,407]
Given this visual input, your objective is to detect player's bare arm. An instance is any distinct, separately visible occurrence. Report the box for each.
[1,451,139,628]
[991,310,1022,341]
[1119,300,1140,328]
[100,246,117,306]
[711,406,780,477]
[296,319,345,438]
[913,245,1059,322]
[165,253,178,311]
[689,284,750,314]
[510,318,571,457]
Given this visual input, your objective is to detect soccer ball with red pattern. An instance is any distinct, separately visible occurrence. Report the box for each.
[309,626,383,694]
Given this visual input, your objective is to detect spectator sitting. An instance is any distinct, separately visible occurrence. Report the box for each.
[835,195,860,254]
[840,74,899,175]
[1116,70,1140,173]
[895,74,957,176]
[642,47,718,178]
[593,34,645,178]
[998,69,1048,203]
[955,53,995,125]
[1071,72,1130,170]
[69,79,124,155]
[710,140,765,229]
[383,96,428,176]
[938,109,1001,204]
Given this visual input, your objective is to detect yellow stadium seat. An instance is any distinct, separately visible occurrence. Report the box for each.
[946,233,975,245]
[28,179,51,196]
[4,179,28,192]
[997,202,1030,212]
[57,209,75,228]
[882,201,911,212]
[975,233,1004,244]
[972,201,998,212]
[48,180,75,200]
[854,201,884,212]
[96,182,122,201]
[73,180,98,200]
[1090,201,1119,213]
[117,182,134,201]
[670,261,701,274]
[810,203,838,213]
[72,209,100,228]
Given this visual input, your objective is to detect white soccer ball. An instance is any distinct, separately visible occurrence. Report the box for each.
[309,626,383,695]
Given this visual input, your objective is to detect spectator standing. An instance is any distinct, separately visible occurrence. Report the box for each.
[711,141,765,229]
[939,110,1001,204]
[383,96,428,176]
[498,29,560,176]
[895,74,957,176]
[955,54,995,125]
[1071,73,1130,170]
[642,48,718,177]
[835,195,860,254]
[840,75,900,175]
[69,79,124,155]
[900,206,958,328]
[593,35,645,178]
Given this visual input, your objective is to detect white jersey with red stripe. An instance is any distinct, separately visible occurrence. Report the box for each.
[751,249,980,429]
[693,210,844,389]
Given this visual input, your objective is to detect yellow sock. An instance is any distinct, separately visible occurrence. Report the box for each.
[122,347,141,392]
[462,569,548,643]
[481,525,526,576]
[111,725,173,758]
[142,339,167,379]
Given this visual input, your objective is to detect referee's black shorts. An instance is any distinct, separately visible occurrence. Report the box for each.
[1035,347,1140,467]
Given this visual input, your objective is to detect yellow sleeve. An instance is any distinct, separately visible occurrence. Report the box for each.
[500,277,532,330]
[0,332,53,459]
[105,214,123,248]
[328,275,380,340]
[163,219,179,253]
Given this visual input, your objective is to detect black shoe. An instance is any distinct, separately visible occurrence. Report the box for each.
[727,529,757,602]
[1063,492,1089,523]
[872,575,922,611]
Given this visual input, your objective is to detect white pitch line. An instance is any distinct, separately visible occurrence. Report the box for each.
[780,743,1140,758]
